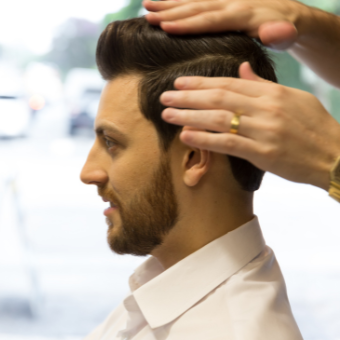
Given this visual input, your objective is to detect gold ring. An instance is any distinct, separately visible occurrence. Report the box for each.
[230,112,241,134]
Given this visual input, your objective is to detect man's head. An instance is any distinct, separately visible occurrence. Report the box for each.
[81,17,277,258]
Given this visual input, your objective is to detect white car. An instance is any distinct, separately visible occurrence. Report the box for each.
[0,64,31,138]
[0,95,31,138]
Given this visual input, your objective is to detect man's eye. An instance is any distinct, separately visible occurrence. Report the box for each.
[104,138,117,150]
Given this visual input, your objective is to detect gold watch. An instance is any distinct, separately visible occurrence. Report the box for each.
[329,156,340,203]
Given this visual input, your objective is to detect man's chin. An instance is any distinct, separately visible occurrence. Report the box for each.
[106,228,160,256]
[107,231,127,255]
[106,223,136,255]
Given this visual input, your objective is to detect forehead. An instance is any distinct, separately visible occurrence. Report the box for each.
[95,75,157,141]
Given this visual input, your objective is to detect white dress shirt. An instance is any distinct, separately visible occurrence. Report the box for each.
[84,217,303,340]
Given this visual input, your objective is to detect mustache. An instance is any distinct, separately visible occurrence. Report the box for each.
[98,187,121,206]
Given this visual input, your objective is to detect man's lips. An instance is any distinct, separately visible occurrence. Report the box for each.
[104,206,117,217]
[101,196,118,206]
[101,196,118,216]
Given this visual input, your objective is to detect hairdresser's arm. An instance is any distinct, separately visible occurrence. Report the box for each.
[160,63,340,191]
[289,6,340,89]
[144,0,340,88]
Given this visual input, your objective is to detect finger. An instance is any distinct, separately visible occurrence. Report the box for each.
[182,125,207,132]
[182,126,206,132]
[174,73,271,97]
[160,89,255,112]
[143,1,183,14]
[160,8,252,35]
[143,0,214,12]
[164,0,213,3]
[162,108,252,136]
[180,130,262,162]
[238,62,269,83]
[146,1,224,26]
[259,21,298,50]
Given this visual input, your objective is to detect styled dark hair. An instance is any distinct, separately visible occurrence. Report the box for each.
[96,17,277,191]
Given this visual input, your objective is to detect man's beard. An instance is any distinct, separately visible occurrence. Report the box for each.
[99,155,179,256]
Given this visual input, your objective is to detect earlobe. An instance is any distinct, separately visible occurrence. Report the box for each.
[183,149,211,187]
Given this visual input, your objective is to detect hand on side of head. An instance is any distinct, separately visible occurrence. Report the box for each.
[160,62,340,190]
[143,0,301,50]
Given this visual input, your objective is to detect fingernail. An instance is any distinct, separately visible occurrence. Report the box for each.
[162,108,177,121]
[160,92,175,105]
[175,77,188,88]
[146,12,156,19]
[181,131,194,143]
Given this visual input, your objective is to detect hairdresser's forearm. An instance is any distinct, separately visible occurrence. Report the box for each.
[289,6,340,88]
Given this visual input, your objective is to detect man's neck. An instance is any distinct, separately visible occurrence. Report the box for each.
[151,194,254,270]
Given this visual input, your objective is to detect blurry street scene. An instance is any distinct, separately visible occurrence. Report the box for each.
[0,0,340,339]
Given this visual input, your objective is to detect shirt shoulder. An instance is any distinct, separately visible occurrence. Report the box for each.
[163,246,303,340]
[224,246,303,340]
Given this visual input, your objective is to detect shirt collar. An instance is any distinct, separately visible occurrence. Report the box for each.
[130,216,265,329]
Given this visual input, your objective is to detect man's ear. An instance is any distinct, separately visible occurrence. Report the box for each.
[183,148,211,187]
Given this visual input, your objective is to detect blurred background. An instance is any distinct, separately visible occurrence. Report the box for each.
[0,0,339,339]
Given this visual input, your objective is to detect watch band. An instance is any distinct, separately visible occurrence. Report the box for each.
[329,156,340,203]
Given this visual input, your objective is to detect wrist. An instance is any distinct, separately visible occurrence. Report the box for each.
[292,2,319,43]
[291,3,340,47]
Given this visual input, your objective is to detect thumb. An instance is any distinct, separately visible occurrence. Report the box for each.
[259,21,298,50]
[239,62,267,82]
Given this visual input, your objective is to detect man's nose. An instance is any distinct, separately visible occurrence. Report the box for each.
[80,144,108,186]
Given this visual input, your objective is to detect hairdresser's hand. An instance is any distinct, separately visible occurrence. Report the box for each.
[143,0,309,50]
[160,62,340,190]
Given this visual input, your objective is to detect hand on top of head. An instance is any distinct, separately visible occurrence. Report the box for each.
[143,0,303,50]
[161,61,340,192]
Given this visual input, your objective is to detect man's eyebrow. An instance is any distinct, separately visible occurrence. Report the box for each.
[95,123,127,139]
